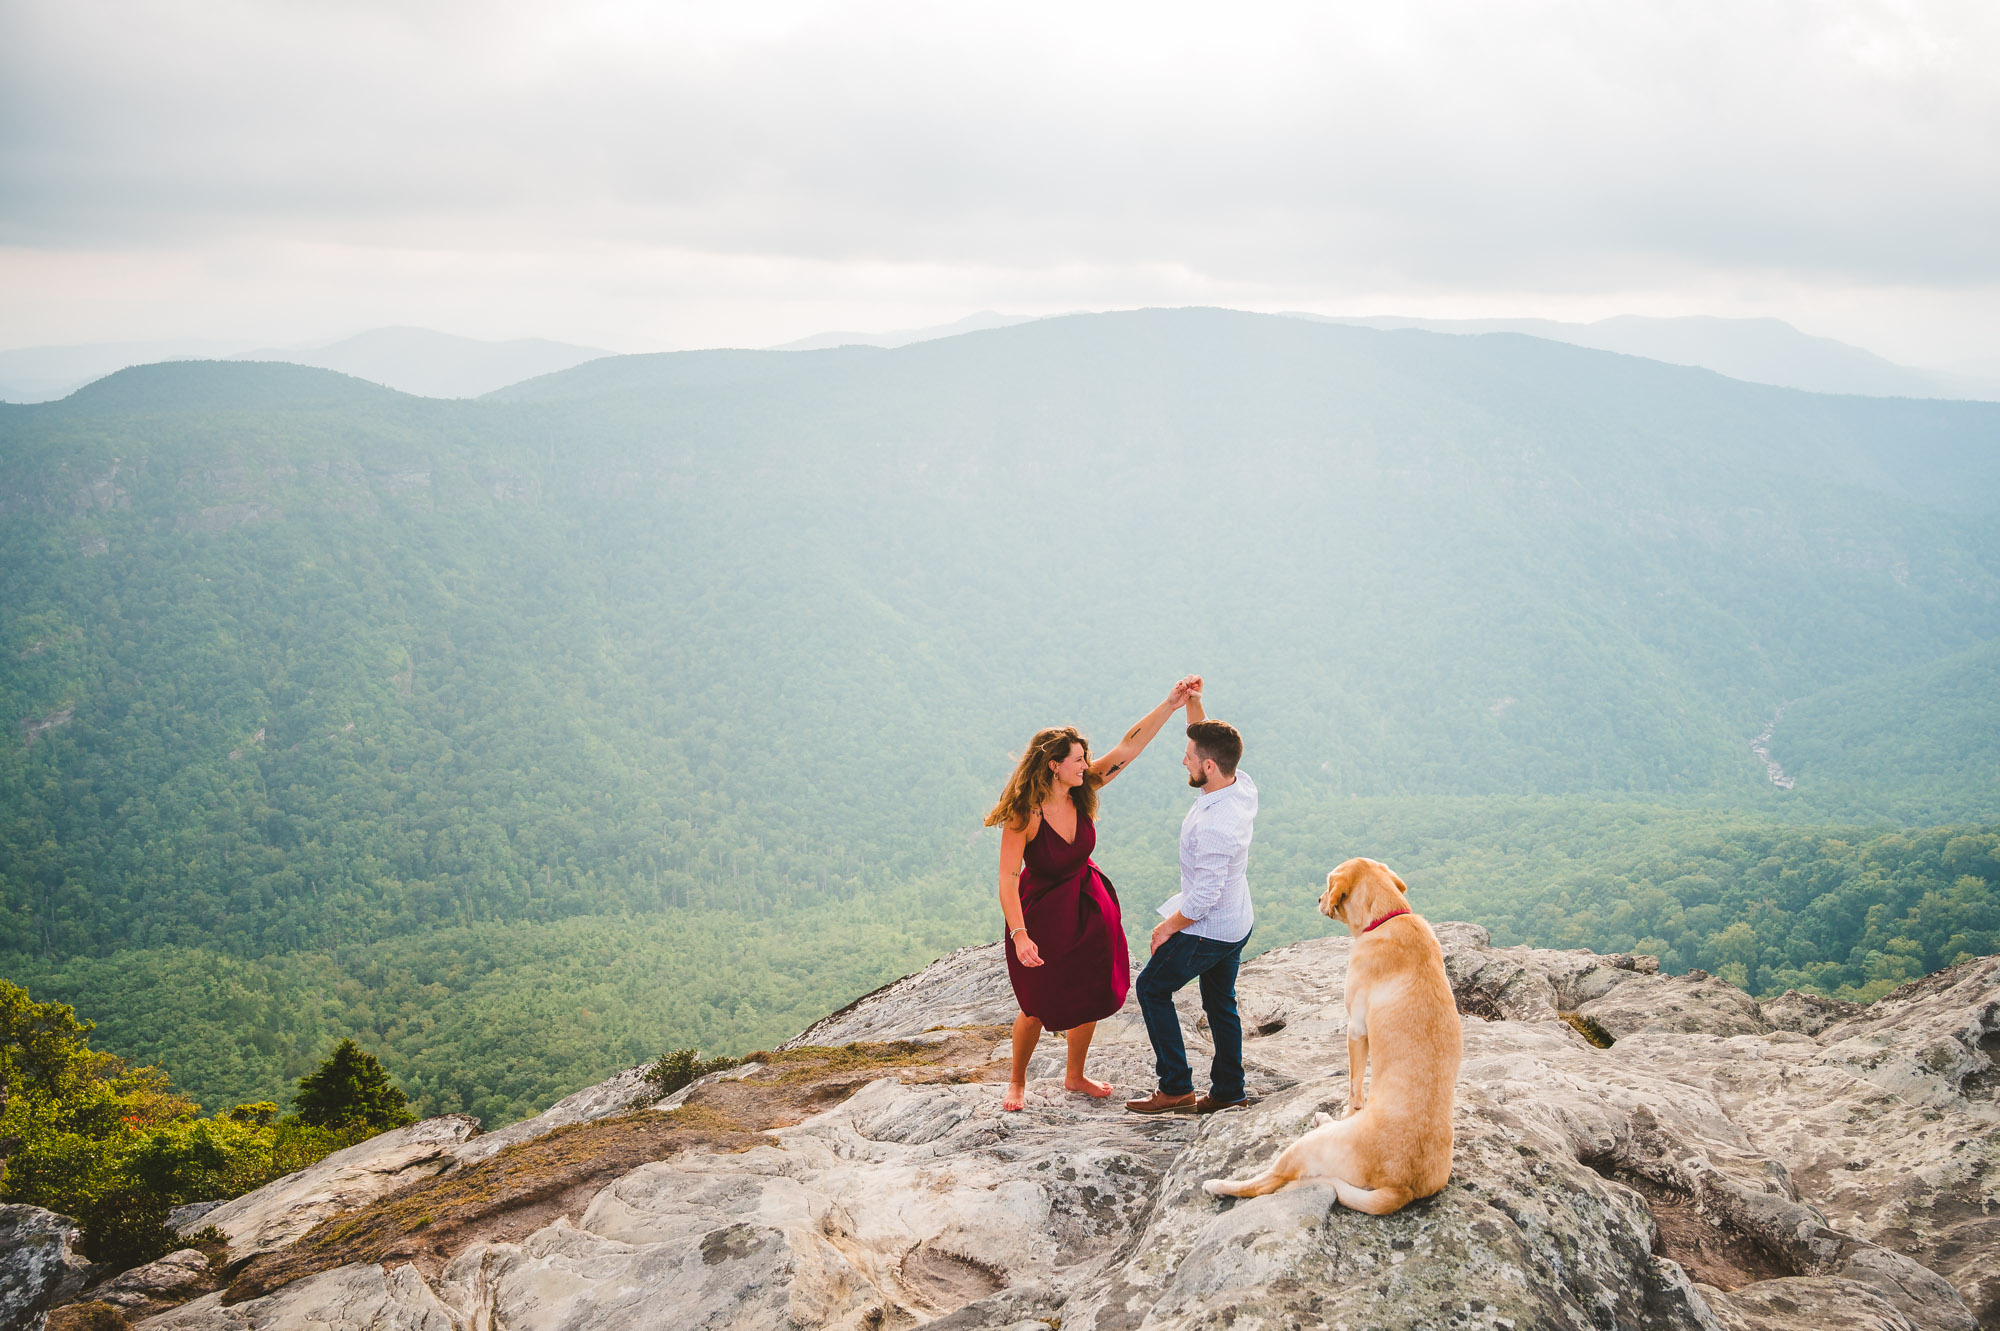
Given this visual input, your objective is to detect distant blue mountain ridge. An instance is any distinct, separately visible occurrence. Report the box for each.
[4,310,1996,404]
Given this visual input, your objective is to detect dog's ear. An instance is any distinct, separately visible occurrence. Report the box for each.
[1389,869,1409,897]
[1319,869,1350,922]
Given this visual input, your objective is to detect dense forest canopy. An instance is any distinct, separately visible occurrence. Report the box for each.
[2,310,1996,1123]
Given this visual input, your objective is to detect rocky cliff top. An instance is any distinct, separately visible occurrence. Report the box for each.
[27,923,2000,1331]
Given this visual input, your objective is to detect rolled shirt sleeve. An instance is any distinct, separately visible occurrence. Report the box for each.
[1179,825,1234,922]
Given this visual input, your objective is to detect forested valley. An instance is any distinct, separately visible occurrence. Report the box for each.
[3,309,1998,1125]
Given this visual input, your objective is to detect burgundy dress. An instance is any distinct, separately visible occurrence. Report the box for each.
[1004,802,1131,1030]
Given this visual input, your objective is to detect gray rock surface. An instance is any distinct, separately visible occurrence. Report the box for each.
[138,930,1999,1331]
[785,942,1021,1046]
[0,1206,90,1331]
[140,1264,458,1330]
[646,1056,773,1111]
[1761,989,1864,1037]
[447,1060,774,1164]
[1439,928,1767,1040]
[89,1250,214,1315]
[195,1115,480,1264]
[449,1066,653,1166]
[1577,969,1772,1041]
[1704,1277,1922,1331]
[436,1071,1189,1329]
[165,1203,222,1237]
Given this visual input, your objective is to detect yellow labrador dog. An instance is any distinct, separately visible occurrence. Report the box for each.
[1204,858,1461,1214]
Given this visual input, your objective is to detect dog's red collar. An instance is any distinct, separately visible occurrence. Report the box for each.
[1362,906,1410,934]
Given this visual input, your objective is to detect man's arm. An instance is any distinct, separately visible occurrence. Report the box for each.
[1151,823,1230,952]
[1184,679,1205,725]
[1177,827,1232,923]
[1151,908,1196,954]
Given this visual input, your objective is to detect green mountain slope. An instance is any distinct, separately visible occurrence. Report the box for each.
[1770,639,2000,822]
[3,309,1997,1120]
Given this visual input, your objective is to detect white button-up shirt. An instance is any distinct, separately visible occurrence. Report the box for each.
[1159,769,1257,944]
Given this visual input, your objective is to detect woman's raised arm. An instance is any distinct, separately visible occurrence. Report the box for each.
[1089,677,1197,787]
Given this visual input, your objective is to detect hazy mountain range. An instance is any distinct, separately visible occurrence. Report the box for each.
[770,309,1043,351]
[778,310,2000,402]
[231,327,612,399]
[0,327,610,403]
[0,337,244,405]
[7,311,1999,405]
[1290,312,2000,401]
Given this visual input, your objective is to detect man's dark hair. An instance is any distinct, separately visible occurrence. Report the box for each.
[1186,720,1243,776]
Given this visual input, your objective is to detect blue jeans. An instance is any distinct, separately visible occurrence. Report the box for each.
[1136,928,1251,1101]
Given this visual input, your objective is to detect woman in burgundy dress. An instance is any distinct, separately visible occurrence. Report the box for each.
[984,677,1201,1112]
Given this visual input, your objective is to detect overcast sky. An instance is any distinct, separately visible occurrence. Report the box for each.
[3,0,1997,368]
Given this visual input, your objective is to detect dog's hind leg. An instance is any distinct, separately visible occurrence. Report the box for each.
[1207,1115,1361,1199]
[1330,1177,1414,1215]
[1203,1162,1297,1198]
[1203,1139,1307,1198]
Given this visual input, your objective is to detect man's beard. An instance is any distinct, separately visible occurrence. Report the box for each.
[1187,773,1205,789]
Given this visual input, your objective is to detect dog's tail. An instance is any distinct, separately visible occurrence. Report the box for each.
[1330,1179,1414,1214]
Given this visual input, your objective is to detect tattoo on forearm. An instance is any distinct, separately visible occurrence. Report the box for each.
[1124,726,1142,742]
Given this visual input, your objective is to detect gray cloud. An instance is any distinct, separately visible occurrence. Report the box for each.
[2,0,1996,359]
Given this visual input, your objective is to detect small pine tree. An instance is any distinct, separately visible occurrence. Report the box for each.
[292,1039,415,1130]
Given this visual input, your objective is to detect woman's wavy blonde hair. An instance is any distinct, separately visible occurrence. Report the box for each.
[984,726,1098,830]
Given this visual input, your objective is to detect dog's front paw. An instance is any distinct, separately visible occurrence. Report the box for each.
[1312,1111,1334,1127]
[1201,1179,1229,1197]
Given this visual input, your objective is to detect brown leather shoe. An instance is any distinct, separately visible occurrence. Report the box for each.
[1124,1090,1198,1115]
[1194,1094,1248,1114]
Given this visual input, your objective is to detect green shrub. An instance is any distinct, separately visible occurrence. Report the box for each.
[0,983,386,1267]
[641,1048,738,1098]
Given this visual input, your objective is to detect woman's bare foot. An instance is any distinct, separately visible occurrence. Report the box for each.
[1064,1074,1114,1098]
[1003,1081,1028,1111]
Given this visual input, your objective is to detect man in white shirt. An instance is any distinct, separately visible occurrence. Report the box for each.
[1126,705,1257,1115]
